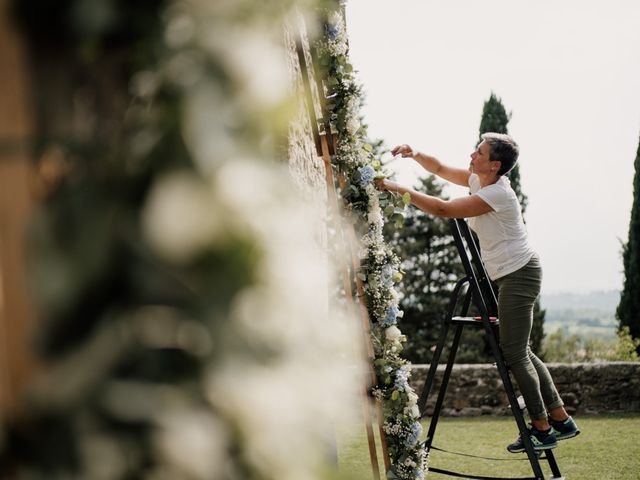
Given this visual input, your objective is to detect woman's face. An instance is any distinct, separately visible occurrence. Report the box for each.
[470,141,499,175]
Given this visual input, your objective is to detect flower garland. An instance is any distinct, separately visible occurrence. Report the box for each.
[317,6,428,480]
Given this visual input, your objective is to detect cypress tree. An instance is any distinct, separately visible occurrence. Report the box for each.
[617,134,640,352]
[477,92,545,355]
[478,92,528,215]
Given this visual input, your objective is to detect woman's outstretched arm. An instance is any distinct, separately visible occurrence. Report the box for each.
[378,178,492,218]
[391,144,471,187]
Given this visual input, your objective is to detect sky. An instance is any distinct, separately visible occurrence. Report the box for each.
[345,0,640,294]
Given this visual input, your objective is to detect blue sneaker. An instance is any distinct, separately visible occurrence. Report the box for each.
[507,426,557,453]
[549,416,580,441]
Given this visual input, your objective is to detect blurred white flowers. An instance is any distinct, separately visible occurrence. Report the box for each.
[346,117,360,135]
[156,410,228,480]
[142,171,223,264]
[140,2,361,479]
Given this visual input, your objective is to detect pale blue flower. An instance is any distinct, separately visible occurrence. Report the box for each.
[381,265,394,287]
[326,24,340,40]
[404,421,423,447]
[394,365,410,391]
[356,165,375,187]
[380,304,399,327]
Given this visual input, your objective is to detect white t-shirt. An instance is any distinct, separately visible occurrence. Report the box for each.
[467,173,536,280]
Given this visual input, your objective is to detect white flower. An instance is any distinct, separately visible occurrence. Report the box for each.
[385,325,402,343]
[328,11,343,29]
[348,96,358,112]
[367,210,383,225]
[156,410,226,480]
[403,458,417,468]
[407,390,418,406]
[142,171,222,264]
[404,404,420,419]
[346,117,360,135]
[203,27,289,107]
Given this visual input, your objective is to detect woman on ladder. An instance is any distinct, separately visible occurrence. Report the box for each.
[377,133,580,453]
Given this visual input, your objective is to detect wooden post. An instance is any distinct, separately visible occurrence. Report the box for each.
[0,2,38,417]
[318,132,382,480]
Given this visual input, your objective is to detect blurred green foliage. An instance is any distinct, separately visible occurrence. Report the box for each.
[542,327,640,363]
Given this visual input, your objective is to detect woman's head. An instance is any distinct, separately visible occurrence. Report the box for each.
[481,133,519,176]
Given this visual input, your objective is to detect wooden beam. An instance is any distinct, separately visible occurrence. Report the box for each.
[0,1,38,417]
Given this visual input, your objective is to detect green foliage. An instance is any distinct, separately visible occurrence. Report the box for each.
[542,327,640,362]
[617,134,640,353]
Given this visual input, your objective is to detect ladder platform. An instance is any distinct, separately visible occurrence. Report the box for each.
[451,315,499,325]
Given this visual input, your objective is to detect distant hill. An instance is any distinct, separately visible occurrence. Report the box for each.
[540,290,620,311]
[540,290,620,339]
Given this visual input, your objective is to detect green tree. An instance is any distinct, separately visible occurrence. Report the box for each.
[477,92,546,355]
[617,134,640,353]
[478,92,528,215]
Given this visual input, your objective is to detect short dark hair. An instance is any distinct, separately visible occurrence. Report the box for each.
[481,133,519,176]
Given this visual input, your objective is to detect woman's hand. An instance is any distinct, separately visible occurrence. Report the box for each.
[391,144,416,158]
[375,178,400,193]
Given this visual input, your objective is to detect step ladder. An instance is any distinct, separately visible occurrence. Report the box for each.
[417,218,564,480]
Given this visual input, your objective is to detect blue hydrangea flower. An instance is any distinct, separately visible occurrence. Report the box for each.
[404,421,423,448]
[380,304,399,327]
[326,24,340,40]
[381,265,394,287]
[394,365,410,391]
[356,165,376,188]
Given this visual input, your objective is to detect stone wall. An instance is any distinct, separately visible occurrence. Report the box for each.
[283,19,327,210]
[283,16,329,267]
[410,362,640,417]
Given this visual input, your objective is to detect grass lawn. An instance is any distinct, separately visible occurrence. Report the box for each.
[338,414,640,479]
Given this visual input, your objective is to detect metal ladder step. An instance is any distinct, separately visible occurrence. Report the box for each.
[450,315,499,325]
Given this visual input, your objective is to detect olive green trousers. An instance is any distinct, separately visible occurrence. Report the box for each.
[495,254,564,421]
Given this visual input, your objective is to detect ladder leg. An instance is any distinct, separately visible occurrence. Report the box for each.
[424,323,463,450]
[446,219,564,480]
[482,322,546,480]
[544,449,563,478]
[417,321,449,416]
[418,277,469,416]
